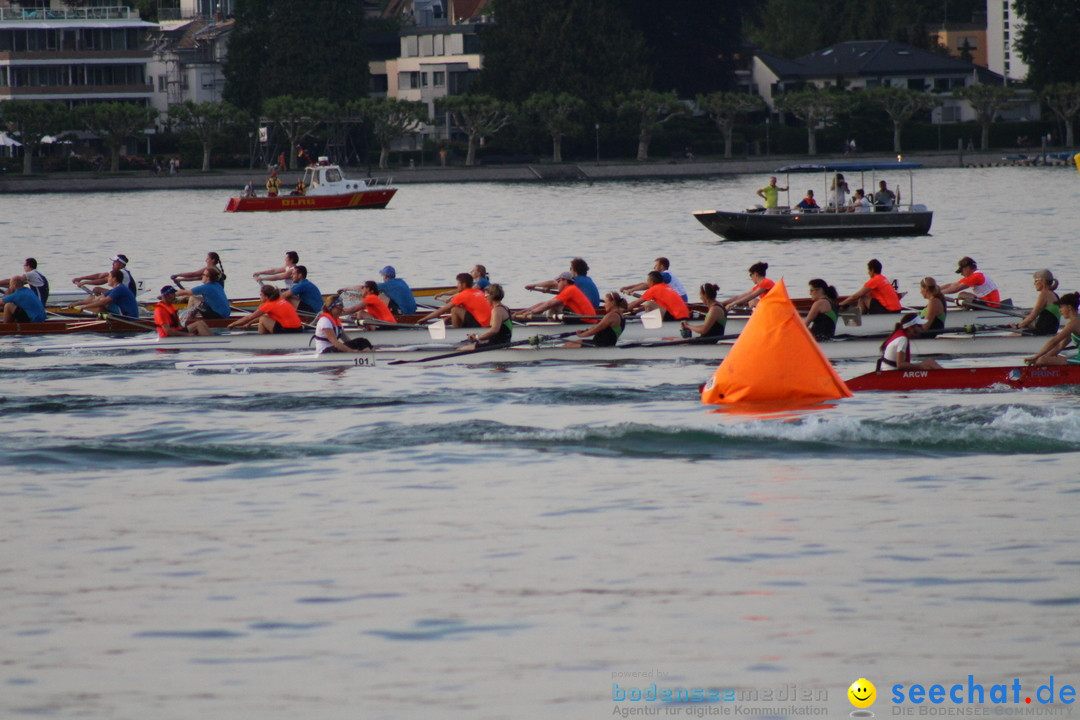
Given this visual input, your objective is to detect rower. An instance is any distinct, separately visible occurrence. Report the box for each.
[281,265,323,315]
[1,275,47,323]
[878,313,943,371]
[153,286,211,337]
[803,279,839,340]
[940,256,1001,308]
[839,258,902,315]
[228,285,304,334]
[1012,269,1061,335]
[172,268,230,320]
[464,284,512,350]
[253,251,299,289]
[525,257,601,309]
[621,257,688,302]
[471,264,491,291]
[171,252,227,289]
[626,271,689,321]
[69,269,140,318]
[3,258,49,305]
[917,277,948,330]
[681,283,727,343]
[722,261,773,311]
[1025,293,1080,366]
[72,254,136,295]
[514,272,596,322]
[416,272,491,329]
[565,292,628,347]
[341,280,397,328]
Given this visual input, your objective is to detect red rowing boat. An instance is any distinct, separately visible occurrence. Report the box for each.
[225,159,396,212]
[846,365,1080,392]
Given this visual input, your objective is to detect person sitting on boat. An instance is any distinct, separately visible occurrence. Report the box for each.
[265,172,280,197]
[281,265,323,316]
[172,268,231,320]
[69,269,140,319]
[795,189,820,212]
[917,277,948,331]
[1012,269,1060,336]
[878,313,944,371]
[3,258,49,305]
[253,251,299,289]
[342,281,397,328]
[72,254,136,296]
[828,173,850,210]
[417,272,491,329]
[621,257,688,302]
[565,292,629,348]
[1025,293,1080,366]
[939,256,1001,308]
[804,279,840,340]
[626,271,690,321]
[242,180,256,198]
[471,264,491,291]
[722,262,774,311]
[1,275,47,324]
[681,283,727,343]
[373,266,416,316]
[755,176,788,214]
[514,272,597,323]
[464,284,513,350]
[873,180,896,211]
[153,286,211,338]
[529,258,602,309]
[228,285,304,334]
[290,180,306,196]
[172,252,227,289]
[848,188,872,213]
[839,259,903,315]
[314,297,372,355]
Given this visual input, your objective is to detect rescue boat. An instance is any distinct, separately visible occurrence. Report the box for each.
[225,158,396,212]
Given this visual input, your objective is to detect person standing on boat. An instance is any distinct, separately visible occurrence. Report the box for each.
[879,314,944,371]
[72,254,136,296]
[228,285,304,334]
[626,271,690,321]
[172,252,226,289]
[1025,293,1080,366]
[828,173,850,210]
[153,286,211,337]
[722,262,774,311]
[804,279,840,340]
[917,277,948,330]
[314,297,371,355]
[939,256,1001,307]
[281,266,324,316]
[341,281,397,328]
[253,251,299,289]
[1012,269,1060,335]
[681,283,727,343]
[515,272,597,322]
[265,172,281,197]
[566,292,629,348]
[172,268,230,320]
[795,189,820,211]
[1,275,46,323]
[839,259,902,315]
[417,273,491,329]
[756,176,788,214]
[69,269,140,319]
[465,284,513,349]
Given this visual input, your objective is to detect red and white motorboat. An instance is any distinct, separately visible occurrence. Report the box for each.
[225,158,396,212]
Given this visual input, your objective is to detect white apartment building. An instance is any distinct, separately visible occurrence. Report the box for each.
[985,0,1028,83]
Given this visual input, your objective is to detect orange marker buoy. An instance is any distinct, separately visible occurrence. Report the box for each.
[701,278,852,405]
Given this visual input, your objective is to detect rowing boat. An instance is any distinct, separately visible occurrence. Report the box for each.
[846,364,1080,392]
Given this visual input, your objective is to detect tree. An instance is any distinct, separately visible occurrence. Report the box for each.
[1014,0,1080,87]
[522,92,585,163]
[438,95,513,167]
[363,98,427,169]
[864,87,939,153]
[697,92,766,159]
[1043,83,1080,148]
[0,100,69,175]
[263,95,331,170]
[953,85,1019,150]
[773,88,851,155]
[224,0,368,119]
[614,90,684,161]
[74,102,158,173]
[168,100,246,172]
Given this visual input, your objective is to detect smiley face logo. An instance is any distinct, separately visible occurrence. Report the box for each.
[848,678,876,708]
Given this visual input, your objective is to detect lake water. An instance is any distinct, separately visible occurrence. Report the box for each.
[2,166,1080,720]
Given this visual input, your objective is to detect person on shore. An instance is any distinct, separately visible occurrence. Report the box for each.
[527,257,602,309]
[281,265,323,315]
[153,286,211,337]
[69,269,139,318]
[417,273,491,328]
[681,283,727,342]
[829,173,850,209]
[172,268,230,320]
[1,275,47,323]
[917,277,948,331]
[341,281,397,328]
[940,256,1001,307]
[72,254,136,295]
[723,262,774,311]
[3,258,49,305]
[465,284,513,349]
[756,176,788,214]
[1013,269,1061,335]
[873,180,896,210]
[253,251,299,289]
[471,264,491,291]
[515,272,596,322]
[626,271,690,321]
[228,285,304,334]
[314,297,372,355]
[795,189,820,211]
[879,313,944,371]
[1025,293,1080,366]
[621,257,688,302]
[171,252,226,289]
[564,292,629,348]
[804,279,840,340]
[839,259,902,315]
[265,172,280,197]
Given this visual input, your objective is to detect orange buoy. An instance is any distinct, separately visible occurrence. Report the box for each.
[701,278,852,405]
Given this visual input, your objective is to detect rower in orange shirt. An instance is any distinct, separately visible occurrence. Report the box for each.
[228,284,305,334]
[417,272,491,328]
[626,271,690,320]
[514,272,597,322]
[342,280,397,328]
[839,258,903,314]
[939,256,1001,308]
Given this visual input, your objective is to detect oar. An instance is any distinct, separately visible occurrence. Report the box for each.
[956,298,1029,318]
[388,330,584,365]
[618,333,740,349]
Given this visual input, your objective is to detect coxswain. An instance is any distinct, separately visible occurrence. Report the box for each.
[1025,293,1080,366]
[69,269,139,318]
[878,313,943,371]
[839,258,902,314]
[565,292,629,347]
[1,275,47,323]
[514,272,596,322]
[341,281,397,328]
[416,272,491,329]
[464,284,513,350]
[228,284,304,334]
[153,286,211,337]
[265,172,280,197]
[681,283,727,343]
[72,254,136,295]
[313,297,371,355]
[1012,269,1061,335]
[626,270,690,321]
[803,279,839,340]
[722,261,774,311]
[940,256,1001,308]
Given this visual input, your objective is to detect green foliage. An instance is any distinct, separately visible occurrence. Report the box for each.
[864,87,939,152]
[697,92,766,158]
[522,92,586,162]
[954,86,1021,150]
[438,95,513,166]
[361,98,427,169]
[1014,0,1080,86]
[1041,83,1080,146]
[73,102,158,173]
[263,95,333,170]
[774,88,852,154]
[0,100,70,175]
[168,100,247,171]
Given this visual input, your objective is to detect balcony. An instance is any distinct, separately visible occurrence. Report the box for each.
[0,50,152,61]
[0,7,138,22]
[4,83,153,96]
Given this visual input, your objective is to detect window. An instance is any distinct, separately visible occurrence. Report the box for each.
[433,71,445,87]
[158,74,167,91]
[201,72,214,89]
[421,72,428,87]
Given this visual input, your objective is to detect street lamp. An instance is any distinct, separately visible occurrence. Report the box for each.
[595,123,600,165]
[765,116,771,156]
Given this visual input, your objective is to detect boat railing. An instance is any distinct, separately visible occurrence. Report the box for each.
[366,176,394,189]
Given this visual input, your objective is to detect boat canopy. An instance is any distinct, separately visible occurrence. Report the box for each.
[775,161,924,173]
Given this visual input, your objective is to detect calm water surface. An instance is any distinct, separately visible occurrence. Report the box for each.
[2,166,1079,719]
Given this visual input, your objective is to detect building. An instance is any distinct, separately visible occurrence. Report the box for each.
[146,16,232,114]
[985,0,1028,83]
[930,13,988,68]
[0,2,156,107]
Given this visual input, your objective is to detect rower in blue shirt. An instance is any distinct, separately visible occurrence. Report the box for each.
[282,265,324,315]
[175,267,231,319]
[1,276,47,323]
[70,269,140,318]
[374,266,417,315]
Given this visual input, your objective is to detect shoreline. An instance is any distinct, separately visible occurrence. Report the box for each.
[0,149,1066,194]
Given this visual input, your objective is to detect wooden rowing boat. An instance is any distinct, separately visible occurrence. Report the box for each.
[846,364,1080,392]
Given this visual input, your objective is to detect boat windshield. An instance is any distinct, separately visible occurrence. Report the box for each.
[325,168,342,183]
[303,168,316,187]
